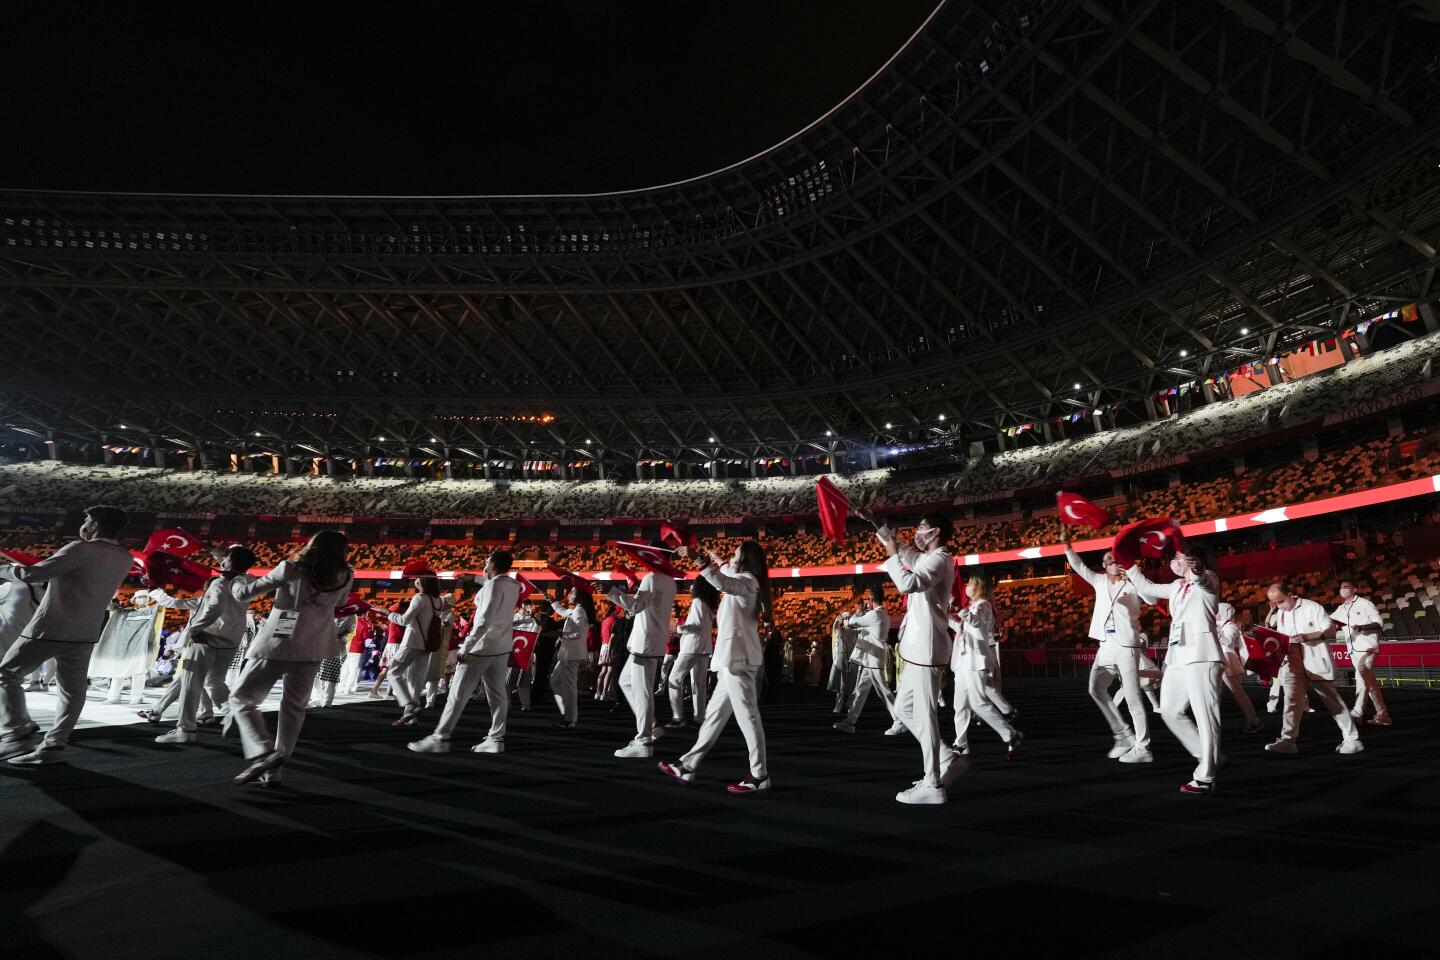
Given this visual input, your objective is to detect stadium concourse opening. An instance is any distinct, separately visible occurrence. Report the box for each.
[5,0,1440,957]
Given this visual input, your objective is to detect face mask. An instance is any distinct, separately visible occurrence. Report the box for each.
[1169,557,1185,577]
[914,528,938,550]
[1339,587,1355,599]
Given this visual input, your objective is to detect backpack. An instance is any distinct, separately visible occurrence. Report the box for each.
[422,597,444,652]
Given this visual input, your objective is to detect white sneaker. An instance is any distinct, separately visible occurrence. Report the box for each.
[1336,739,1364,755]
[1348,710,1363,721]
[939,752,971,788]
[833,720,856,734]
[103,695,122,705]
[883,721,906,737]
[407,736,451,754]
[896,783,947,804]
[1265,700,1279,714]
[1107,735,1135,759]
[1265,737,1299,755]
[1118,746,1153,763]
[614,741,654,759]
[470,738,505,754]
[154,730,197,744]
[7,745,66,766]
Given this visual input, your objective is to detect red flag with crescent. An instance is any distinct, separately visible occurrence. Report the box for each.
[611,562,640,591]
[510,571,541,599]
[951,559,969,610]
[334,592,374,618]
[1243,626,1290,681]
[1056,492,1111,530]
[613,541,682,579]
[0,548,44,566]
[510,628,539,669]
[815,476,851,543]
[658,521,700,549]
[547,563,600,593]
[142,550,216,592]
[1112,518,1185,568]
[143,528,203,558]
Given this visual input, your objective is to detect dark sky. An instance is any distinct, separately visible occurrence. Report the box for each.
[6,1,938,196]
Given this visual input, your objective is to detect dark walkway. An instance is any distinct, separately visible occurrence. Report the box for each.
[2,680,1435,959]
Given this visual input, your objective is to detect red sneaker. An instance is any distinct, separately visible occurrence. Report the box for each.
[1179,780,1214,796]
[726,775,770,795]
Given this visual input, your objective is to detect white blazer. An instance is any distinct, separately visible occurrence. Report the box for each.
[949,598,996,673]
[150,573,255,648]
[462,575,523,656]
[844,607,891,668]
[1065,546,1144,647]
[389,592,448,652]
[609,571,677,658]
[232,560,355,662]
[677,600,714,656]
[1130,567,1222,665]
[882,547,953,666]
[1272,598,1336,680]
[0,538,135,643]
[701,563,762,670]
[550,601,591,662]
[1331,596,1383,653]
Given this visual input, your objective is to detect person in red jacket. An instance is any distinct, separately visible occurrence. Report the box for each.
[367,602,406,699]
[339,615,372,695]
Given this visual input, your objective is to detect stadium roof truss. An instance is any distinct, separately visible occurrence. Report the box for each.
[2,0,1439,465]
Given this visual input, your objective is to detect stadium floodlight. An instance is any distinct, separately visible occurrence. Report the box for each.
[378,436,385,441]
[937,414,945,421]
[708,437,716,442]
[885,422,893,429]
[1240,327,1250,335]
[825,430,833,436]
[1073,382,1081,389]
[1179,350,1189,357]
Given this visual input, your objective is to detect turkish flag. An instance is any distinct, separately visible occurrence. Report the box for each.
[611,562,640,591]
[0,548,44,566]
[951,559,969,610]
[510,572,541,599]
[1056,492,1111,530]
[510,628,539,669]
[613,541,682,579]
[143,527,202,558]
[129,550,148,579]
[1244,626,1290,681]
[400,557,437,578]
[1112,518,1185,568]
[547,562,599,593]
[334,592,374,617]
[659,521,700,549]
[815,476,852,542]
[143,550,216,592]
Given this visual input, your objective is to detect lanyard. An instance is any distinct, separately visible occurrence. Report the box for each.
[1103,578,1128,633]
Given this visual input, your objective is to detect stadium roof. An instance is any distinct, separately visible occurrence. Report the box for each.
[3,0,1439,467]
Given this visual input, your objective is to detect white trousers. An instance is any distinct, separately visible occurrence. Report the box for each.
[1160,661,1223,783]
[551,658,580,723]
[1221,671,1258,725]
[1351,651,1389,718]
[338,651,363,694]
[895,662,945,788]
[1089,647,1150,750]
[1281,672,1359,744]
[229,658,320,760]
[953,668,1017,750]
[175,645,232,732]
[845,666,896,725]
[680,666,767,779]
[434,654,510,742]
[0,638,95,748]
[667,652,709,722]
[107,673,149,703]
[619,656,660,743]
[389,647,430,710]
[981,648,1014,715]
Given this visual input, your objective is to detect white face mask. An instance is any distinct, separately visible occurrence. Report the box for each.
[914,527,938,550]
[1339,586,1355,600]
[1170,557,1195,580]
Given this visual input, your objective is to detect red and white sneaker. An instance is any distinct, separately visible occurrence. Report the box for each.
[726,775,770,795]
[657,760,695,784]
[1179,780,1214,796]
[1006,731,1024,759]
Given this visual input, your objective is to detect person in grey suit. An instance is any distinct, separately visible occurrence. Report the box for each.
[0,505,134,766]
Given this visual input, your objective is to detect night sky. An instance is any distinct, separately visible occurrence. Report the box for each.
[5,1,938,196]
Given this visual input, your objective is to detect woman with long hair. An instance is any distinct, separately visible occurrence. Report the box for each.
[228,529,354,785]
[549,584,596,728]
[664,575,717,728]
[658,539,772,795]
[949,576,1023,759]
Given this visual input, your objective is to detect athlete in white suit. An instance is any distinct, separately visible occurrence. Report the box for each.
[549,586,594,728]
[948,576,1022,758]
[659,540,772,794]
[608,550,677,759]
[1216,602,1263,733]
[1263,583,1363,756]
[834,585,894,733]
[665,577,715,727]
[1331,581,1389,726]
[1129,547,1225,795]
[879,516,966,805]
[1065,528,1152,763]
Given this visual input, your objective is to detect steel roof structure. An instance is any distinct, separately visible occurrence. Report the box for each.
[3,0,1440,471]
